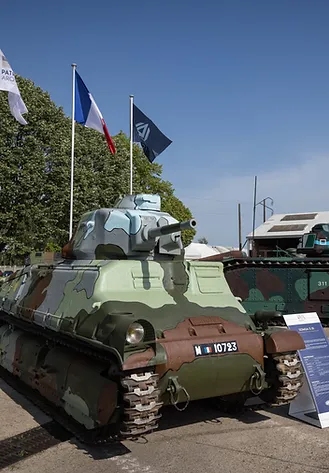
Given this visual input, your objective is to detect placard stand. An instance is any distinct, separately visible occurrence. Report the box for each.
[283,312,329,428]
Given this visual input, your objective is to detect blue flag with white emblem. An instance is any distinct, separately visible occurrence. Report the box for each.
[133,104,172,163]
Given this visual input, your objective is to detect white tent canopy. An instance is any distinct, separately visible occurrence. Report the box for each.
[184,243,248,260]
[184,243,219,259]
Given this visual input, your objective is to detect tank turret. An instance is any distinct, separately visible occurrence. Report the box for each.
[62,193,196,260]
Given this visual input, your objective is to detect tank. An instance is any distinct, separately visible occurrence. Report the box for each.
[0,193,305,444]
[201,223,329,328]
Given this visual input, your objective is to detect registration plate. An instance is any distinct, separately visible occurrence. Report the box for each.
[193,341,238,357]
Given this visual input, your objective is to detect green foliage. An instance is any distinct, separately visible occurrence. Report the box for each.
[0,76,195,263]
[161,195,195,246]
[44,241,62,252]
[197,237,208,244]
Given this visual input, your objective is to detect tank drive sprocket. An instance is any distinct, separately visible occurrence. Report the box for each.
[260,351,303,406]
[120,371,163,438]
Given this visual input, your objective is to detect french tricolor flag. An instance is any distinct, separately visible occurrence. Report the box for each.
[74,71,116,155]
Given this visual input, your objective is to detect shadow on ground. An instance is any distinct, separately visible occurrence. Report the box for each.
[0,421,72,470]
[0,374,279,467]
[82,399,276,460]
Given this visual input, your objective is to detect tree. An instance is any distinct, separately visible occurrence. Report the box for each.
[0,76,71,262]
[161,195,195,246]
[0,76,195,263]
[197,237,209,244]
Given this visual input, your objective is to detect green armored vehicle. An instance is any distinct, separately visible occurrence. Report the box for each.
[202,223,329,327]
[0,194,305,443]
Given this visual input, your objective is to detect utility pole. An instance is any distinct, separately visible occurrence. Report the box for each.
[252,176,257,256]
[252,177,274,255]
[238,203,242,251]
[263,200,266,222]
[257,196,274,223]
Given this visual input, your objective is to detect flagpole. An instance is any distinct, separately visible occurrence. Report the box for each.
[69,63,77,240]
[129,94,134,194]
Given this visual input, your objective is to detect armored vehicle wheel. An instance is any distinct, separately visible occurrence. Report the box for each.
[259,352,303,406]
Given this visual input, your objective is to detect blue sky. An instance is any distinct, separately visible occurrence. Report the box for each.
[2,0,329,247]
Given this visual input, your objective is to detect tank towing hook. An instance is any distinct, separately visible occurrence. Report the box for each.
[167,376,190,412]
[249,364,266,396]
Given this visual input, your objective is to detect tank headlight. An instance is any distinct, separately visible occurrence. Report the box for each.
[126,322,145,344]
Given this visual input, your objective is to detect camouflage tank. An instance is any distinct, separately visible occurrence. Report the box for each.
[0,194,305,444]
[202,223,329,327]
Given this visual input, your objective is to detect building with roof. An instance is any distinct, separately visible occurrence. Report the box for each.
[246,211,329,256]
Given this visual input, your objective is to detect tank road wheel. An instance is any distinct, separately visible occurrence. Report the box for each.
[259,351,304,406]
[120,371,163,438]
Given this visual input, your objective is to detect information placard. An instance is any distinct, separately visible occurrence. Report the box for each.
[283,312,329,428]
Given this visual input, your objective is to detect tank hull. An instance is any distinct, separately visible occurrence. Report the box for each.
[0,259,305,442]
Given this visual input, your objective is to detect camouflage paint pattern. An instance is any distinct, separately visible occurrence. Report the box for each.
[0,194,306,435]
[220,257,329,325]
[0,324,118,429]
[196,223,329,326]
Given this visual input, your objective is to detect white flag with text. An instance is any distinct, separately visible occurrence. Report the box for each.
[0,49,28,125]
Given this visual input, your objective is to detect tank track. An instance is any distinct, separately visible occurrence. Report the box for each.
[259,352,303,406]
[120,372,163,438]
[223,257,329,327]
[0,313,163,444]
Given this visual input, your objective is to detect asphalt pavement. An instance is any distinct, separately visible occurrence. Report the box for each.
[0,378,328,473]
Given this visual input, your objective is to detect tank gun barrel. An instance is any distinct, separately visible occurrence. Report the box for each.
[147,219,197,239]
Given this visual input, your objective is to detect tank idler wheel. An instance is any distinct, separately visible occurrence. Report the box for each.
[259,351,304,406]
